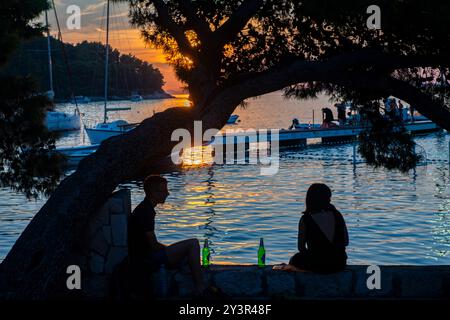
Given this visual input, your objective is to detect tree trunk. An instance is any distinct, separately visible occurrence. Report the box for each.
[0,100,237,299]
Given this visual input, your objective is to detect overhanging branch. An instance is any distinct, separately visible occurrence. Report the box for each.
[151,0,198,59]
[214,0,265,46]
[199,50,450,131]
[176,0,212,41]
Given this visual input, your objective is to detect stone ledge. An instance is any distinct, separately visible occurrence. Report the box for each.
[159,265,450,299]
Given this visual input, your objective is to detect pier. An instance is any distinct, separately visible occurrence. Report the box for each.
[58,120,442,167]
[211,120,441,148]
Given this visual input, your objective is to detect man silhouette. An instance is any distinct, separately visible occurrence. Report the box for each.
[128,175,205,295]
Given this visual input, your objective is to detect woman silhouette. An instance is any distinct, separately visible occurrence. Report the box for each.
[281,184,349,273]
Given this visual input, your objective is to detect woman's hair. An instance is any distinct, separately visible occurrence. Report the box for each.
[305,183,332,213]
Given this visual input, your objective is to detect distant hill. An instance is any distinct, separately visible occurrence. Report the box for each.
[0,37,168,101]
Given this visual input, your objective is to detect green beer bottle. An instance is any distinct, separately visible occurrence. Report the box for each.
[257,238,266,267]
[202,239,211,267]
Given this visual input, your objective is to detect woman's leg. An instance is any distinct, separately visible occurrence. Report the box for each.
[289,252,309,270]
[165,238,205,293]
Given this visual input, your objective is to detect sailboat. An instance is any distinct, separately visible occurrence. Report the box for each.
[44,10,81,132]
[85,0,136,144]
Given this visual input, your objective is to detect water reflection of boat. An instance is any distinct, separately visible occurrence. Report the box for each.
[56,144,99,167]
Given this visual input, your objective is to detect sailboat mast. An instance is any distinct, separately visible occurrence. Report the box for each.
[45,10,54,99]
[103,0,110,123]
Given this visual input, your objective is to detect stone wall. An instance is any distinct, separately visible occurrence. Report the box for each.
[81,188,130,299]
[161,265,450,299]
[75,190,449,300]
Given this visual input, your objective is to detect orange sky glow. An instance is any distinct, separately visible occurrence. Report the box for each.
[44,1,185,93]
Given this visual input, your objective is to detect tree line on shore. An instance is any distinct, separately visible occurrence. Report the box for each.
[1,37,165,101]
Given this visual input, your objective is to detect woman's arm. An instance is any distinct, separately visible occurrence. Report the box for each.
[343,221,349,246]
[298,216,307,251]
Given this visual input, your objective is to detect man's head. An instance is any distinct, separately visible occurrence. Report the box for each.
[144,175,169,205]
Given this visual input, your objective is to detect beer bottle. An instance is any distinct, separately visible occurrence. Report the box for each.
[202,239,211,267]
[258,238,266,267]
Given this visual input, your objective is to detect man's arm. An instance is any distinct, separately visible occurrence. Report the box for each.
[145,231,166,251]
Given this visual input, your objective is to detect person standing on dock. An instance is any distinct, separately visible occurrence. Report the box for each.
[289,118,301,130]
[321,107,338,128]
[335,103,347,126]
[128,175,206,296]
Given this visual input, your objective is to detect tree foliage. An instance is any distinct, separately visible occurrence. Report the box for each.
[0,77,63,198]
[0,0,64,197]
[128,0,450,171]
[2,37,165,101]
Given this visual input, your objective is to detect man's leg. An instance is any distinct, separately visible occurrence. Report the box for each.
[165,238,205,293]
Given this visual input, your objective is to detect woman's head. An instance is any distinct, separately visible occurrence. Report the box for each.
[305,183,332,213]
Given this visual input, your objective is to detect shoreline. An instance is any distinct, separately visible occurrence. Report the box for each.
[53,91,176,104]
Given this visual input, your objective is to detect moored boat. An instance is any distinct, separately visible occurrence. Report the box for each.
[227,114,240,124]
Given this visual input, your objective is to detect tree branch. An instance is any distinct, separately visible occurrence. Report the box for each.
[214,0,265,46]
[336,73,450,131]
[176,0,212,41]
[199,50,450,131]
[151,0,197,59]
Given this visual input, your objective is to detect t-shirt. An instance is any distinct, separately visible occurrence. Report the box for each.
[128,198,157,263]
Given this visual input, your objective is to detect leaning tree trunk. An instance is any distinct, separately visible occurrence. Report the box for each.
[0,92,239,299]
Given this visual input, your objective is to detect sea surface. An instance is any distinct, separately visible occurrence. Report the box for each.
[0,92,449,265]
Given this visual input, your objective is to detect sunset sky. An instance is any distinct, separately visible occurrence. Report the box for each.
[44,0,184,93]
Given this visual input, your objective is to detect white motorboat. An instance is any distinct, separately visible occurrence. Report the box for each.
[227,114,240,124]
[130,94,143,102]
[46,111,81,132]
[43,10,81,132]
[85,120,137,145]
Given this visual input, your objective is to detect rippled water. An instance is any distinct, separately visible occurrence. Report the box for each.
[0,92,449,265]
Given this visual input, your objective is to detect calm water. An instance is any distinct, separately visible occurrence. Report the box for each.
[0,92,449,265]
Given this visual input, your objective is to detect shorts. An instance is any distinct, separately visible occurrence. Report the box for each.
[289,251,347,274]
[144,248,169,271]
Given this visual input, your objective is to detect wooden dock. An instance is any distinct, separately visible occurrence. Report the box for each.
[58,120,442,167]
[211,120,441,148]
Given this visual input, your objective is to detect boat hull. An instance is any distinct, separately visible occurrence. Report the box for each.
[46,112,81,132]
[85,128,125,145]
